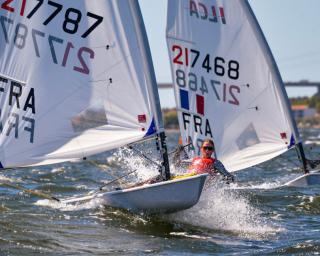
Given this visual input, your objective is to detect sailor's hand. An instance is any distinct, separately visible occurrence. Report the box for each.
[224,174,235,183]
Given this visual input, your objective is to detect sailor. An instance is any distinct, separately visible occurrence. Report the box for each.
[175,139,234,182]
[132,139,234,187]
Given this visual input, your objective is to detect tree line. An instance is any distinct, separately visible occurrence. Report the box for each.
[290,95,320,113]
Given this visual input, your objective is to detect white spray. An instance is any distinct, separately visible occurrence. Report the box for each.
[169,182,281,237]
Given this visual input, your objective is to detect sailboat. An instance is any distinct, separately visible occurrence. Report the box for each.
[0,0,208,213]
[166,0,320,187]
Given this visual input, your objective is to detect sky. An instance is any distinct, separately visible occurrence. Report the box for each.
[139,0,320,108]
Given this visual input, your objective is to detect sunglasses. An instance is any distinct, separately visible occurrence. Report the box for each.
[202,146,214,151]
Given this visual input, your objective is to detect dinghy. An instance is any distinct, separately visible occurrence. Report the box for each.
[166,0,319,187]
[0,0,207,213]
[62,173,208,214]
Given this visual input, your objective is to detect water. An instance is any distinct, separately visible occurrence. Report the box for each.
[1,129,320,255]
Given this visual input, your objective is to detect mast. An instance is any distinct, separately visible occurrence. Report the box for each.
[243,1,308,174]
[128,0,171,180]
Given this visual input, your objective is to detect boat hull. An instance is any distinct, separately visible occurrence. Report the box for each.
[285,172,320,187]
[62,173,208,214]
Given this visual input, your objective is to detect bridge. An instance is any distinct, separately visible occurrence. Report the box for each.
[158,81,320,97]
[285,81,320,96]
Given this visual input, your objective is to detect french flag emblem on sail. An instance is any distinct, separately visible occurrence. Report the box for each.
[196,95,204,115]
[180,89,190,110]
[179,89,204,115]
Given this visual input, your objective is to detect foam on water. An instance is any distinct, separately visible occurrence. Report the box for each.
[230,181,283,190]
[230,173,303,190]
[170,232,211,240]
[35,197,104,211]
[168,182,281,237]
[51,167,65,174]
[0,174,17,183]
[305,140,320,145]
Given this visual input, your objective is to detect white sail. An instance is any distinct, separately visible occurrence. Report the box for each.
[166,0,299,172]
[0,0,162,168]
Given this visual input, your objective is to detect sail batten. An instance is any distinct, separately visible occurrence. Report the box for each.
[0,0,161,168]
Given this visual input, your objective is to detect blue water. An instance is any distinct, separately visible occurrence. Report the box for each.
[1,129,320,255]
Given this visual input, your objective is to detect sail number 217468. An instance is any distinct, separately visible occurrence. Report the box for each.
[172,45,240,80]
[171,45,240,80]
[171,45,241,106]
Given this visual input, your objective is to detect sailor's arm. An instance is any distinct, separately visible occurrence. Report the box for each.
[172,145,190,168]
[213,160,235,182]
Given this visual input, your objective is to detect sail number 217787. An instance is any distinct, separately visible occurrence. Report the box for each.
[0,0,104,76]
[0,0,103,38]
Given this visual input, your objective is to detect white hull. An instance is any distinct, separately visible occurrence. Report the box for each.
[284,172,320,187]
[62,173,208,214]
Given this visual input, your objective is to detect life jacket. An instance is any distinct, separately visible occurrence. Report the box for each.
[188,157,215,174]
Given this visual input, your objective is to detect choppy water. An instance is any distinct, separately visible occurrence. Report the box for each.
[1,129,320,255]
